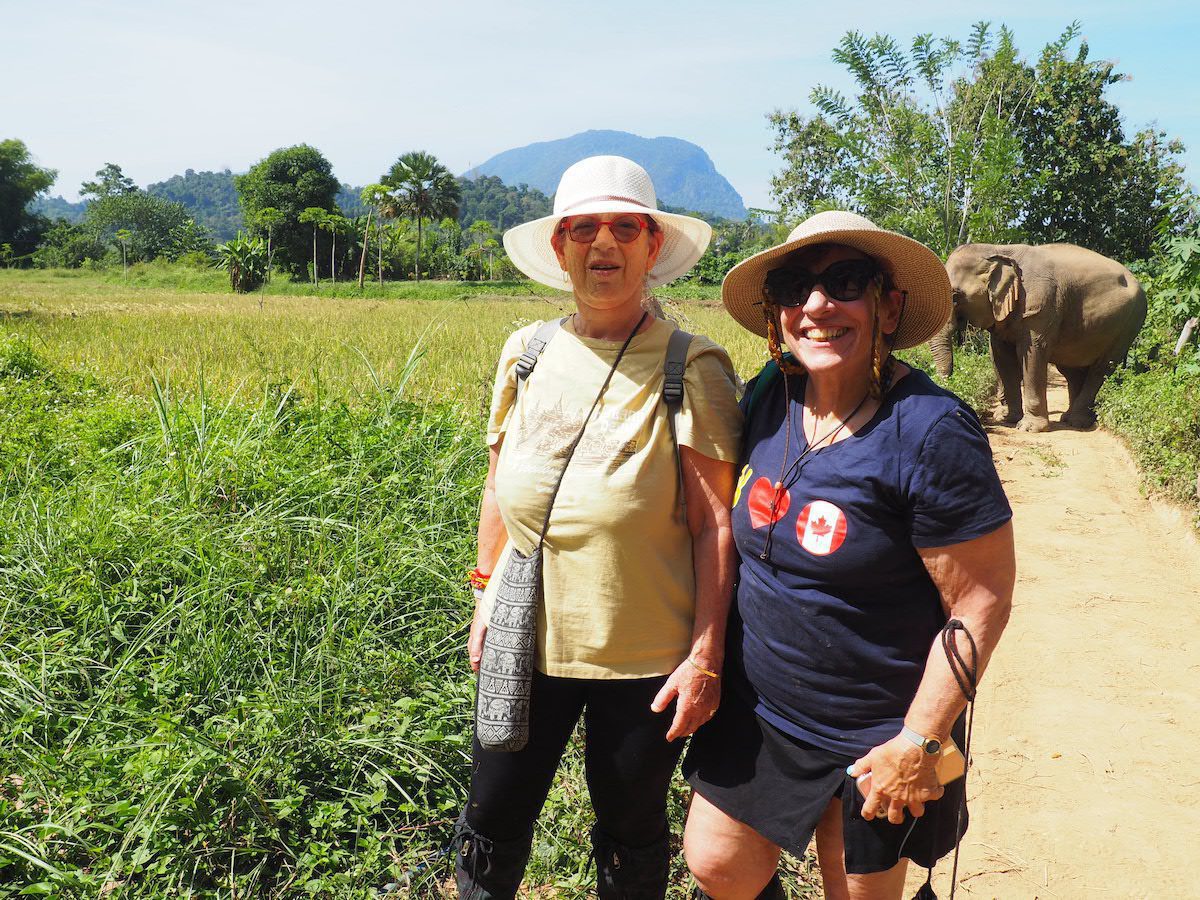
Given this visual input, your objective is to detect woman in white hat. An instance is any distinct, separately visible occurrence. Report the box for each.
[681,212,1016,899]
[455,156,742,898]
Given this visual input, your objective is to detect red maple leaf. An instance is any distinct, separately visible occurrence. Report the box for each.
[809,515,832,537]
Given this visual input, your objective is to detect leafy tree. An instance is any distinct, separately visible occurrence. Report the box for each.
[80,163,137,199]
[30,220,105,268]
[254,207,285,282]
[215,232,267,293]
[456,175,551,231]
[148,169,243,241]
[84,190,194,263]
[382,151,461,281]
[360,184,392,285]
[1017,28,1192,258]
[298,207,328,283]
[0,138,57,259]
[321,213,349,284]
[114,228,131,277]
[769,22,1193,259]
[236,145,340,276]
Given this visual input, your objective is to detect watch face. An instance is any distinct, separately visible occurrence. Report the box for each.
[925,739,942,755]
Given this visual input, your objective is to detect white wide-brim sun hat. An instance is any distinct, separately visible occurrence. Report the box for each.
[722,210,952,350]
[503,155,713,290]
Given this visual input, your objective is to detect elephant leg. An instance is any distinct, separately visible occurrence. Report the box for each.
[1064,323,1139,429]
[1058,365,1088,414]
[1017,334,1051,433]
[990,334,1023,425]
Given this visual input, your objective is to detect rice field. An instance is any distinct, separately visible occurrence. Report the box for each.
[0,267,992,898]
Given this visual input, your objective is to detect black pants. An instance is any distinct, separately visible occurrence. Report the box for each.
[463,669,684,848]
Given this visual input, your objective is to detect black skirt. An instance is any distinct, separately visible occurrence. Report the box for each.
[683,684,968,875]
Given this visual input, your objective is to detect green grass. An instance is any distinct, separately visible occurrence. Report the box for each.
[0,267,999,897]
[1098,365,1200,528]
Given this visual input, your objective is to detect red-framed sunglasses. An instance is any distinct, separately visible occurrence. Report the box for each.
[559,214,653,244]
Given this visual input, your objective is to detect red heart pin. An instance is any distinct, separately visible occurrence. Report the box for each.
[747,477,790,529]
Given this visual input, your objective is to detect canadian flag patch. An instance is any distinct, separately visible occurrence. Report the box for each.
[795,500,848,556]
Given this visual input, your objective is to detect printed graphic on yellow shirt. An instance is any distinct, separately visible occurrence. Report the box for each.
[733,464,753,506]
[514,399,639,470]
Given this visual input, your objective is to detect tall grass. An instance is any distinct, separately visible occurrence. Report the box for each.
[0,339,482,896]
[0,269,998,897]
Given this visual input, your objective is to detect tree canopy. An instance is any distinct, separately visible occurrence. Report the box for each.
[0,138,57,258]
[769,22,1193,260]
[236,145,341,275]
[456,175,551,231]
[382,151,460,280]
[148,169,243,241]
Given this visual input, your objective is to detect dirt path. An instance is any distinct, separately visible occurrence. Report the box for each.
[909,377,1200,899]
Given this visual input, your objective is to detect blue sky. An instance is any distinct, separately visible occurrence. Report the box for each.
[4,0,1197,210]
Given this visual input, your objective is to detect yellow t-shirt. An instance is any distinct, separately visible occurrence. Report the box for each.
[484,316,743,679]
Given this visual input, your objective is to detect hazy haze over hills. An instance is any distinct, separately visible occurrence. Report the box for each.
[465,130,747,220]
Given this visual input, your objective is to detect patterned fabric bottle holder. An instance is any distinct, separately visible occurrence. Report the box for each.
[475,313,647,752]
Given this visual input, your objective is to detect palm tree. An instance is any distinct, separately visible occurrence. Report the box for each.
[382,151,461,282]
[115,228,132,280]
[298,207,327,284]
[360,184,392,286]
[255,207,285,283]
[321,214,348,285]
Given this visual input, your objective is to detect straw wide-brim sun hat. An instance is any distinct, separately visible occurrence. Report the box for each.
[503,155,713,290]
[722,210,952,350]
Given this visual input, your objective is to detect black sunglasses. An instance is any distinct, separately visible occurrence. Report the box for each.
[763,258,882,307]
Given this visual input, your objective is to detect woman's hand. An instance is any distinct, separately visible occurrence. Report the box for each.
[850,735,945,825]
[651,659,721,741]
[467,603,488,673]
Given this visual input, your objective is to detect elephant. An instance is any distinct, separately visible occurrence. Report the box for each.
[932,242,1147,432]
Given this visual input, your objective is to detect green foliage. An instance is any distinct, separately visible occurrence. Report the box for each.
[236,146,341,277]
[215,232,267,293]
[0,339,484,896]
[1094,219,1200,525]
[770,22,1194,258]
[382,152,461,281]
[147,169,244,242]
[1098,366,1200,518]
[80,162,137,199]
[456,175,551,232]
[84,189,198,264]
[29,220,106,268]
[0,138,57,258]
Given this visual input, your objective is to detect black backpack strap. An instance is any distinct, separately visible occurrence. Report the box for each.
[664,328,694,523]
[663,327,692,408]
[515,317,566,381]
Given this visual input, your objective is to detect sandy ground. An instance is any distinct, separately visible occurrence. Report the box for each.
[907,378,1200,899]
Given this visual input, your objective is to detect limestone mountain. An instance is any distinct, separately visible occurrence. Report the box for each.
[465,130,746,220]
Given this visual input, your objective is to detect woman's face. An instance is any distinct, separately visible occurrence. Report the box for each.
[552,214,664,313]
[775,244,902,380]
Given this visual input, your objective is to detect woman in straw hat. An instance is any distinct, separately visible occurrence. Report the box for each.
[681,212,1015,899]
[455,156,742,899]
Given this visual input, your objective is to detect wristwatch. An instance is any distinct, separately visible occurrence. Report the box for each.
[900,725,942,755]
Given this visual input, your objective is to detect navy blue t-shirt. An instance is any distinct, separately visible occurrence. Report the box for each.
[730,366,1012,756]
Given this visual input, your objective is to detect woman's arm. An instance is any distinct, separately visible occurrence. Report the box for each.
[468,441,506,672]
[651,446,738,740]
[855,521,1015,823]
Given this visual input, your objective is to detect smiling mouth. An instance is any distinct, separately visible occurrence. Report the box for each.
[589,263,620,272]
[803,327,849,341]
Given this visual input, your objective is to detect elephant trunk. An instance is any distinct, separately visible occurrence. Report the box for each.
[930,317,956,378]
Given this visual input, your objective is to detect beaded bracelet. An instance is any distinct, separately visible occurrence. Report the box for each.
[468,567,490,591]
[687,657,720,679]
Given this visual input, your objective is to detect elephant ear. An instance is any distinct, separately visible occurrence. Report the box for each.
[986,255,1021,323]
